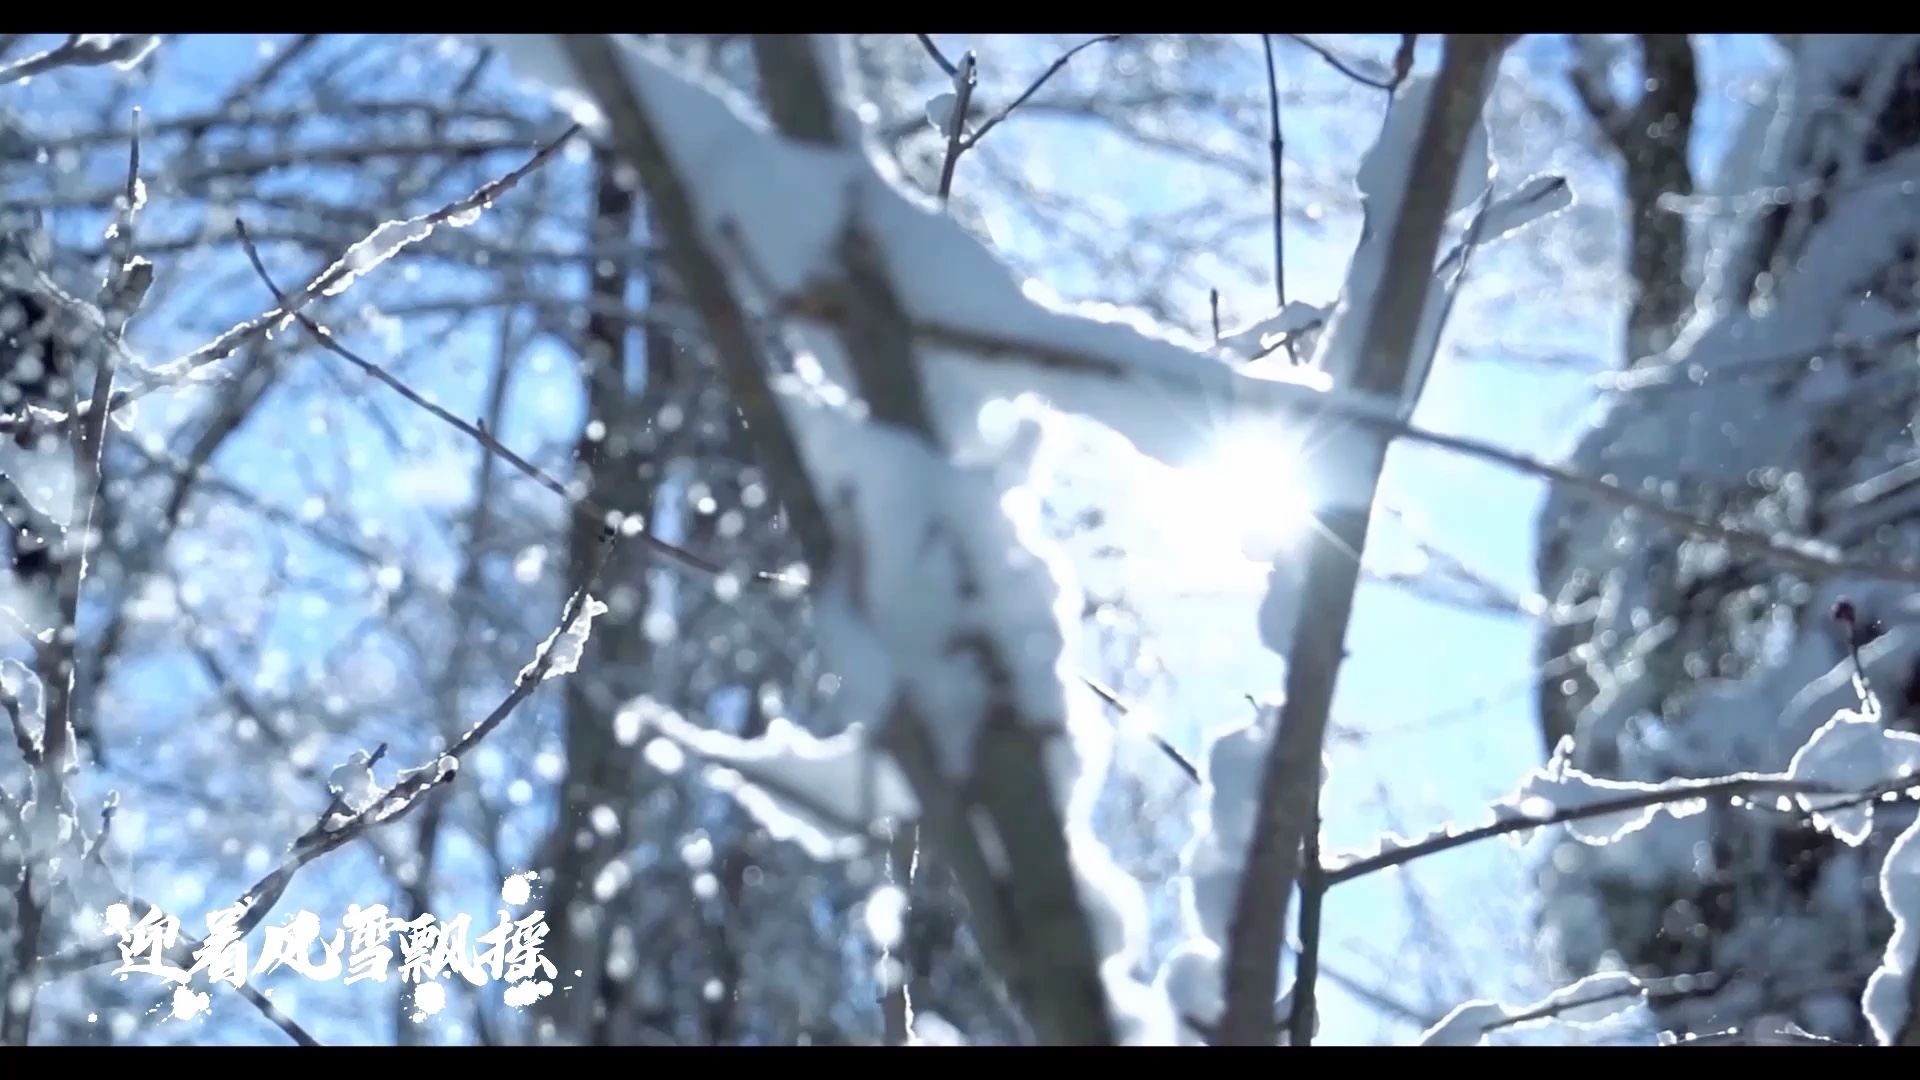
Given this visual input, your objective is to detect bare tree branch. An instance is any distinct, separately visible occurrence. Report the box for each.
[963,36,1124,150]
[232,219,750,584]
[914,33,958,77]
[1284,35,1395,92]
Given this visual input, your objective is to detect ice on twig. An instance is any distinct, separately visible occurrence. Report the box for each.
[519,594,608,683]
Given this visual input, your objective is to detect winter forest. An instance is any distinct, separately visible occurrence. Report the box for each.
[2,31,1919,1047]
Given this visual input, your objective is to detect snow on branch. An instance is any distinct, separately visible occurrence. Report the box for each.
[1321,757,1881,888]
[0,34,159,87]
[93,123,582,423]
[624,695,919,861]
[1400,621,1920,1045]
[1421,971,1657,1046]
[1867,812,1920,1044]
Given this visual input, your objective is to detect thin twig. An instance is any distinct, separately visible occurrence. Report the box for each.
[2,116,148,1046]
[936,53,977,204]
[914,33,958,77]
[912,304,1920,589]
[231,219,772,587]
[1317,962,1440,1029]
[1260,34,1286,310]
[963,35,1122,150]
[1079,675,1200,783]
[77,124,584,426]
[1324,772,1907,887]
[1601,311,1920,394]
[1288,800,1325,1045]
[35,120,146,780]
[913,305,1920,590]
[1285,34,1395,91]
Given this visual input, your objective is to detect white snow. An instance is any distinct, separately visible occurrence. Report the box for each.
[1419,971,1657,1046]
[863,884,907,949]
[317,218,438,298]
[1153,703,1278,1044]
[924,92,961,137]
[625,694,918,860]
[1787,696,1920,846]
[1471,174,1573,245]
[0,438,80,529]
[326,749,380,814]
[1867,812,1920,1043]
[1216,302,1325,362]
[1354,74,1490,215]
[518,594,607,683]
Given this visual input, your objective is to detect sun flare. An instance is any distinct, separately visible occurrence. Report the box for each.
[1152,429,1316,567]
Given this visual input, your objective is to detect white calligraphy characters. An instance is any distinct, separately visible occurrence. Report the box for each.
[105,900,556,1002]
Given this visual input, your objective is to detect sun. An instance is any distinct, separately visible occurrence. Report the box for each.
[1153,427,1316,566]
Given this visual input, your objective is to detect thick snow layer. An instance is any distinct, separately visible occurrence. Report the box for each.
[326,749,381,814]
[794,401,1077,779]
[1154,703,1280,1044]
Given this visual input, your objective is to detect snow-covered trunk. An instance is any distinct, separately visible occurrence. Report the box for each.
[1537,35,1920,1040]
